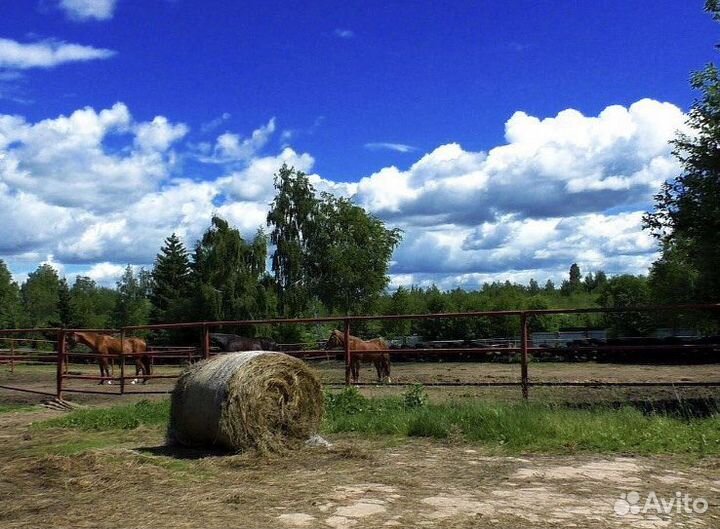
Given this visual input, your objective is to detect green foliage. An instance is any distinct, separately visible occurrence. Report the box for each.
[374,278,607,341]
[267,165,403,317]
[324,386,368,415]
[21,264,63,327]
[192,216,272,322]
[0,259,21,328]
[150,233,192,322]
[113,265,152,328]
[57,278,72,327]
[267,164,318,317]
[598,275,653,337]
[36,395,720,456]
[324,397,720,455]
[309,193,402,315]
[644,3,720,303]
[38,400,170,431]
[68,276,116,328]
[402,384,428,409]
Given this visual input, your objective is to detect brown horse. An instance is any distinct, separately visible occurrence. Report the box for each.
[67,331,152,385]
[325,329,391,384]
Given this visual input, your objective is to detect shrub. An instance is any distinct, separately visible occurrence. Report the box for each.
[403,384,428,409]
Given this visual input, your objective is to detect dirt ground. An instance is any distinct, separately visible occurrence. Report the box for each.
[0,406,718,528]
[1,361,719,406]
[0,360,719,528]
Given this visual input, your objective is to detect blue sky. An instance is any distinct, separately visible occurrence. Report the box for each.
[0,1,717,288]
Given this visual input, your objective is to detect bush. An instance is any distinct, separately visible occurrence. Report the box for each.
[324,387,368,415]
[403,384,428,409]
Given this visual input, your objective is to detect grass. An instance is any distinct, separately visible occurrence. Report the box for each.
[37,399,170,431]
[0,403,34,413]
[324,387,720,455]
[31,388,720,456]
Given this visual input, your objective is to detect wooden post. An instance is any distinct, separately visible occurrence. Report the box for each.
[344,319,351,386]
[9,338,14,374]
[520,312,529,400]
[202,324,210,360]
[119,329,125,395]
[56,330,65,400]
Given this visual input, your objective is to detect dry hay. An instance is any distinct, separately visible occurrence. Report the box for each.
[168,351,324,452]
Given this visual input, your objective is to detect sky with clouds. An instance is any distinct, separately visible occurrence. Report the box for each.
[0,1,717,289]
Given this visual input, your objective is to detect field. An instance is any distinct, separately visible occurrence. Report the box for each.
[0,360,719,528]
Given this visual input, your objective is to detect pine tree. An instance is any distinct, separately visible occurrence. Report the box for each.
[58,278,72,327]
[527,278,540,294]
[151,233,191,322]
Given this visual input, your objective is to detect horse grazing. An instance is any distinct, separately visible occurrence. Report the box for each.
[209,333,279,352]
[325,329,391,384]
[67,331,152,385]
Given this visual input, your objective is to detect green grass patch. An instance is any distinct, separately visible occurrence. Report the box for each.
[37,399,170,431]
[323,388,720,455]
[0,403,34,413]
[46,437,119,456]
[34,388,720,456]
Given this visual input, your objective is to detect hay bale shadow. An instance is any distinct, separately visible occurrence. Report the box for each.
[137,444,230,460]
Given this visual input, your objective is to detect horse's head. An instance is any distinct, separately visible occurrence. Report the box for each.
[66,332,79,348]
[324,329,344,350]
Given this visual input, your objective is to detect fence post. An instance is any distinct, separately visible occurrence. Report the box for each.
[119,329,126,395]
[9,338,14,374]
[56,330,65,400]
[202,323,210,360]
[344,319,351,386]
[520,312,529,400]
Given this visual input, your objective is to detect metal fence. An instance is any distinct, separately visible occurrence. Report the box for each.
[0,303,718,400]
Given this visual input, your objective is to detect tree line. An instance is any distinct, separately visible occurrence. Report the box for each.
[0,187,707,343]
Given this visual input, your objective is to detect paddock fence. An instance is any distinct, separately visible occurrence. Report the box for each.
[0,303,718,401]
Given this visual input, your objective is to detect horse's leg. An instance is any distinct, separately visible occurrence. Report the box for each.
[352,357,360,384]
[132,357,141,384]
[142,355,151,384]
[99,357,109,385]
[374,358,383,383]
[384,354,392,383]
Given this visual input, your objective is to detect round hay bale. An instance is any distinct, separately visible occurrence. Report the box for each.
[168,351,324,452]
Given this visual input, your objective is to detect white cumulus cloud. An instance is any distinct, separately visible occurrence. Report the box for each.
[0,38,115,69]
[58,0,118,21]
[0,98,685,289]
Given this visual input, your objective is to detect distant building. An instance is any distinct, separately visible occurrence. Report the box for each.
[653,328,701,339]
[531,329,607,348]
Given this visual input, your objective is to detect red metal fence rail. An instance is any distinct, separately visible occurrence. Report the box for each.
[0,303,717,400]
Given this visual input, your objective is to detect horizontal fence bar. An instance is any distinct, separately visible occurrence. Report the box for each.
[60,388,122,396]
[121,303,720,331]
[327,381,720,387]
[0,338,57,344]
[61,375,117,381]
[119,390,173,395]
[0,328,61,335]
[0,384,57,396]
